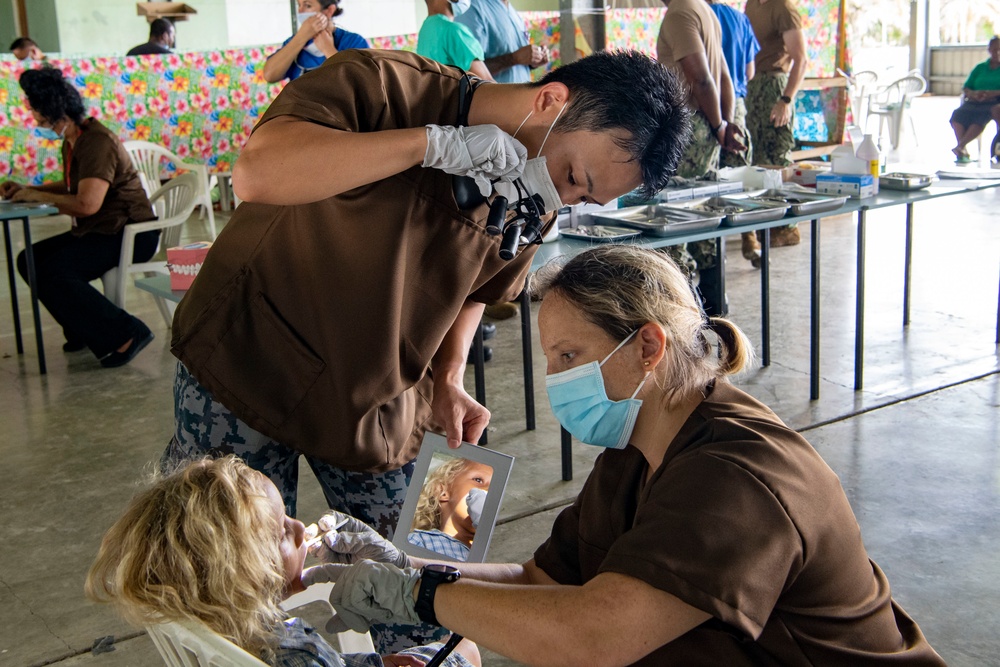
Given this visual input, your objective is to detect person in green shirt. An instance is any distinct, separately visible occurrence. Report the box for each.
[950,36,1000,162]
[418,0,494,81]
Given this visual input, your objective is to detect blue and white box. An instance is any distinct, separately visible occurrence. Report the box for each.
[815,173,876,199]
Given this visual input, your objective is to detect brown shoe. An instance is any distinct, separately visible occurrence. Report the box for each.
[484,301,519,320]
[741,231,762,267]
[769,225,801,248]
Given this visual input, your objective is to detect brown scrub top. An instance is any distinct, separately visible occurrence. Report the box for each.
[744,0,802,74]
[63,119,155,236]
[534,382,945,666]
[656,0,727,108]
[171,49,545,473]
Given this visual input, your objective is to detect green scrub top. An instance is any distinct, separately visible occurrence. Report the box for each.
[964,59,1000,91]
[417,14,485,72]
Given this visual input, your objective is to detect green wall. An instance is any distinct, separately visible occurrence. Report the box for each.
[53,0,230,56]
[0,2,16,52]
[25,0,61,53]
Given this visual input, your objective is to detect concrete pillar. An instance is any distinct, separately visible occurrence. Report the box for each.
[560,0,604,65]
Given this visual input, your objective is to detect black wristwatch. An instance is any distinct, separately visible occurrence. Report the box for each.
[779,94,792,104]
[415,564,461,626]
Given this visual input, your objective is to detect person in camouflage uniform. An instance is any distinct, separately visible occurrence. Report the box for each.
[656,0,744,314]
[745,0,807,247]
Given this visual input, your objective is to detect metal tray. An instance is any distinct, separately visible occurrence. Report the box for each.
[559,225,642,243]
[662,196,789,227]
[737,189,848,216]
[880,172,934,191]
[590,205,723,237]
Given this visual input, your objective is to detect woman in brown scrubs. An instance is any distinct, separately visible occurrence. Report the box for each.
[0,68,157,367]
[306,245,945,666]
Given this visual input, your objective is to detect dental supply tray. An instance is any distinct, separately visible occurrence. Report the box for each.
[589,205,723,237]
[879,173,934,190]
[559,225,642,242]
[660,196,789,227]
[732,188,848,216]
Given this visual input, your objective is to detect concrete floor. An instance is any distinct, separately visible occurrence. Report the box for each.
[1,97,998,667]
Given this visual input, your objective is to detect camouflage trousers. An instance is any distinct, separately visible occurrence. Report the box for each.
[165,361,445,654]
[747,72,795,167]
[677,110,721,179]
[670,112,720,270]
[720,96,754,168]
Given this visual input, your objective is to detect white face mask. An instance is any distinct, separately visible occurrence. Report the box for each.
[297,11,329,58]
[296,10,317,29]
[451,0,471,16]
[494,103,568,214]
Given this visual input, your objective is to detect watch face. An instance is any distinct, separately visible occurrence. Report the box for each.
[425,563,460,575]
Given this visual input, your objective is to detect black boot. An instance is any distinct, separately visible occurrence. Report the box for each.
[696,264,728,317]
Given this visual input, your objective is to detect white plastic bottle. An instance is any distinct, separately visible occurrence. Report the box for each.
[855,134,880,194]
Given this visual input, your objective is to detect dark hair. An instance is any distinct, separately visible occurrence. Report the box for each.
[990,36,1000,47]
[19,68,86,126]
[536,50,691,197]
[149,18,174,39]
[318,0,344,17]
[10,37,38,51]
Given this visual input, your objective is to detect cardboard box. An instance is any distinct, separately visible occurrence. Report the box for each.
[716,180,745,195]
[166,242,211,290]
[788,163,831,186]
[136,2,197,22]
[815,173,876,199]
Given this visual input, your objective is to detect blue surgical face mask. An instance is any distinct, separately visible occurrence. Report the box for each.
[451,0,471,16]
[545,330,651,449]
[36,125,64,141]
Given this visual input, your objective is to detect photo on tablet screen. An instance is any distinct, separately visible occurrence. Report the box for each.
[392,432,514,563]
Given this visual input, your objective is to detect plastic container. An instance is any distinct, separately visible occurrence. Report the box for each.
[855,134,880,193]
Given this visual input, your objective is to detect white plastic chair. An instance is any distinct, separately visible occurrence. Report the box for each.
[124,140,217,239]
[280,583,376,654]
[838,68,878,130]
[100,172,199,327]
[146,583,375,666]
[865,73,927,150]
[147,619,268,667]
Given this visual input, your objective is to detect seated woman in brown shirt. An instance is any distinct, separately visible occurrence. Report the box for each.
[0,68,158,367]
[301,245,945,666]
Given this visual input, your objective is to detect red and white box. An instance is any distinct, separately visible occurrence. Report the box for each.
[166,242,212,290]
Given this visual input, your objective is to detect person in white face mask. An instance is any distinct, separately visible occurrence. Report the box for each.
[418,0,494,82]
[262,0,369,83]
[298,245,945,667]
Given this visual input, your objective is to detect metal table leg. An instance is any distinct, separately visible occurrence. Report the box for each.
[20,218,46,374]
[472,322,486,445]
[902,203,914,327]
[854,210,867,391]
[3,220,24,354]
[760,228,770,367]
[561,427,572,481]
[810,218,821,400]
[519,290,535,430]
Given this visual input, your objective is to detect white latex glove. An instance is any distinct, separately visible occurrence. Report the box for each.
[302,561,422,633]
[465,488,486,529]
[423,124,528,197]
[309,511,410,569]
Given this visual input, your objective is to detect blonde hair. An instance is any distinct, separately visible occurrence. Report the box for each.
[85,457,286,658]
[531,245,753,404]
[412,458,473,532]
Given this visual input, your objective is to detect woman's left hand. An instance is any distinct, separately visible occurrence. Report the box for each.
[11,188,44,203]
[313,26,337,58]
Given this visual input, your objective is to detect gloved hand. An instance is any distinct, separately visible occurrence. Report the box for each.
[302,561,421,633]
[309,511,410,569]
[465,488,486,529]
[423,124,528,197]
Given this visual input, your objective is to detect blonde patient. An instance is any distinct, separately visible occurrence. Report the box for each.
[86,456,479,667]
[407,458,492,561]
